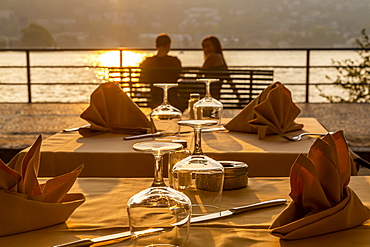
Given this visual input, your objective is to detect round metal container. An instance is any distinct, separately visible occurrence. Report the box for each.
[220,161,248,190]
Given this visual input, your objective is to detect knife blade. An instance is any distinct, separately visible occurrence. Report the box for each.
[63,124,91,132]
[190,198,287,223]
[123,127,226,140]
[53,228,164,247]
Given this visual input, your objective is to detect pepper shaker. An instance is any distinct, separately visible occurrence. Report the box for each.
[188,93,200,120]
[168,139,191,187]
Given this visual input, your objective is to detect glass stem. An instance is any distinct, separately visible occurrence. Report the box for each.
[163,87,169,105]
[192,127,204,155]
[151,153,166,187]
[205,81,211,99]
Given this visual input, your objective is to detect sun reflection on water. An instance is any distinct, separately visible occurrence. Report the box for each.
[98,50,149,67]
[94,50,152,85]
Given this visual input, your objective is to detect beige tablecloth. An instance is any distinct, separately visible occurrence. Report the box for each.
[12,118,328,177]
[0,177,369,246]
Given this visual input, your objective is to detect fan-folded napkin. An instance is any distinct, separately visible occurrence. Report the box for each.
[225,81,303,139]
[79,82,152,137]
[0,135,85,236]
[269,131,370,240]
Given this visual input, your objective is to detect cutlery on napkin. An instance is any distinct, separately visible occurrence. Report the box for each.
[0,135,85,236]
[78,82,153,137]
[269,131,370,240]
[225,81,303,139]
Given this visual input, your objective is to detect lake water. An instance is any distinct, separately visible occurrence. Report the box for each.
[0,49,361,103]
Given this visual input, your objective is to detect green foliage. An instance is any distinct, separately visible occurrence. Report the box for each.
[317,29,370,102]
[19,23,56,48]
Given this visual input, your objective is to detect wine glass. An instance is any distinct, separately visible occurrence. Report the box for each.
[172,120,224,216]
[127,141,192,247]
[150,83,182,137]
[193,79,223,126]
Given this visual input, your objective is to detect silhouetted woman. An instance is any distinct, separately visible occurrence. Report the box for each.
[201,36,227,70]
[201,36,228,100]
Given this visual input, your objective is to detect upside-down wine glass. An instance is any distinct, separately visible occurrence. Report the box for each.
[150,83,182,137]
[172,120,224,216]
[127,141,192,247]
[193,79,223,126]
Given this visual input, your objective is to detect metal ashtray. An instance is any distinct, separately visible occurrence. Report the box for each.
[220,161,248,190]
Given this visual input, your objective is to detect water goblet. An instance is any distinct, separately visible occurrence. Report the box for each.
[127,141,192,247]
[172,120,224,216]
[193,79,223,126]
[150,83,182,137]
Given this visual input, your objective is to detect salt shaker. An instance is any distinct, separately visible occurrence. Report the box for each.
[188,93,200,119]
[168,139,191,187]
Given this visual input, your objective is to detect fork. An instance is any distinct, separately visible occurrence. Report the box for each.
[281,132,334,141]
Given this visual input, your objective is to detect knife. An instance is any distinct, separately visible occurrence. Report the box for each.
[53,199,286,246]
[63,124,91,132]
[53,228,164,247]
[190,198,287,223]
[123,127,226,140]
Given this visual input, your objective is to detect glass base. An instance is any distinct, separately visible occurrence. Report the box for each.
[172,155,224,217]
[145,244,180,247]
[191,204,220,217]
[131,226,185,247]
[127,187,191,247]
[151,116,181,134]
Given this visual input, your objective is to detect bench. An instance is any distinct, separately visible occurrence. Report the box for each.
[107,67,274,110]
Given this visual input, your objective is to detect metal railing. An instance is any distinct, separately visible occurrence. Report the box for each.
[0,47,368,103]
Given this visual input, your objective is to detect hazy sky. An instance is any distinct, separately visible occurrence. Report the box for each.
[1,0,370,48]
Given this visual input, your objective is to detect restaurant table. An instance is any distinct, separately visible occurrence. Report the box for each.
[0,176,369,247]
[12,117,332,177]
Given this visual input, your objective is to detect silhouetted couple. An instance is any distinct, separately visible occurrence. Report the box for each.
[140,33,227,112]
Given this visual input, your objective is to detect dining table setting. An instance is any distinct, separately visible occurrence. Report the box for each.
[1,80,369,246]
[9,81,349,178]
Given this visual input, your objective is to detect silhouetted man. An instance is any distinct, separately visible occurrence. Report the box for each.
[140,33,182,110]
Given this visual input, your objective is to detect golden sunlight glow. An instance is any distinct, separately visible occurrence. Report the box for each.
[122,51,147,67]
[98,50,148,67]
[95,51,148,83]
[98,51,120,67]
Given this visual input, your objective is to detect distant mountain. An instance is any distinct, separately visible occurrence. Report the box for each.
[0,0,369,48]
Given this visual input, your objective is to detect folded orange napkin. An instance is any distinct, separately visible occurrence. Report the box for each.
[79,82,153,137]
[0,135,85,236]
[225,81,303,139]
[269,131,370,240]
